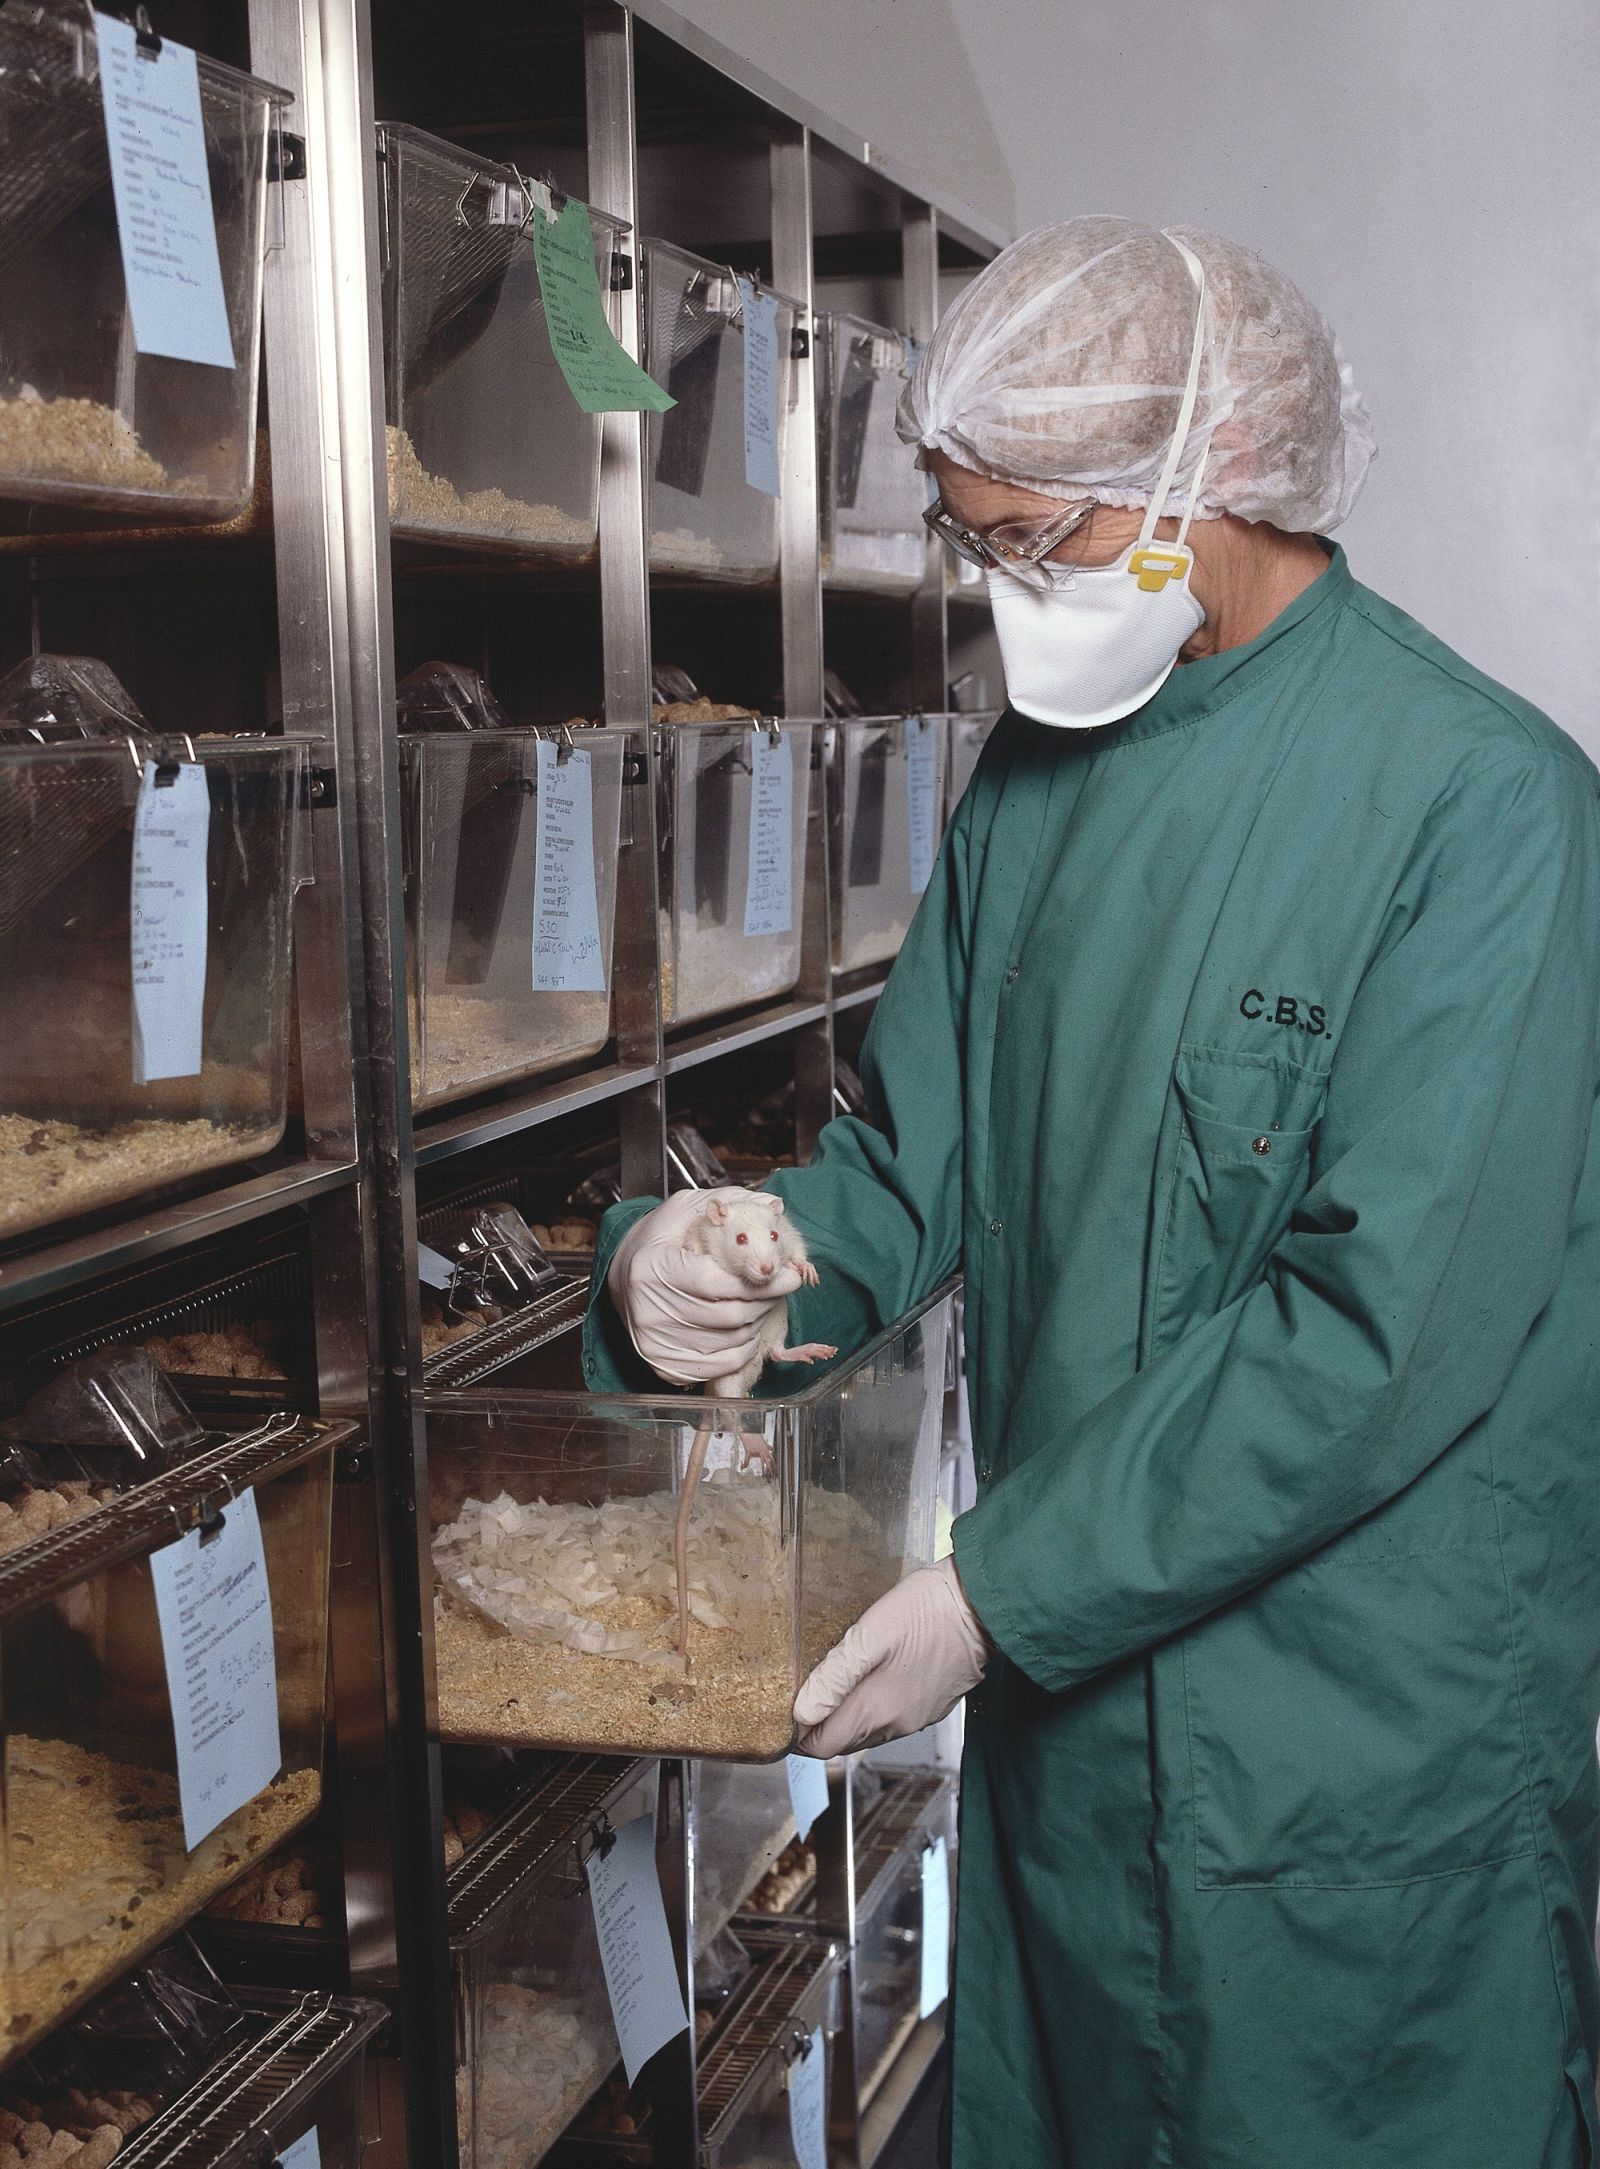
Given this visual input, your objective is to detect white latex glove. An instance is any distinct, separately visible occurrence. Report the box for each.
[792,1557,992,1757]
[608,1187,805,1387]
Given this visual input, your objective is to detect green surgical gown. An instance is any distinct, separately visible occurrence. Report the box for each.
[586,548,1600,2167]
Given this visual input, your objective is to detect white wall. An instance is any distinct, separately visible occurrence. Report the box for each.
[671,0,1600,756]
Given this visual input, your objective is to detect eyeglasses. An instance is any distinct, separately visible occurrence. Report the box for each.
[923,495,1099,591]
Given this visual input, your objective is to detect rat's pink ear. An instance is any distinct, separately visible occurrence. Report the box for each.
[768,1195,785,1217]
[705,1197,728,1225]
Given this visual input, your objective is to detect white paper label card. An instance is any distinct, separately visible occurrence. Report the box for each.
[95,15,235,370]
[787,2028,828,2169]
[738,276,782,498]
[919,1833,952,2017]
[417,1243,456,1291]
[743,728,794,938]
[149,1488,282,1853]
[275,2132,321,2169]
[532,742,607,993]
[905,716,939,897]
[131,760,210,1085]
[587,1811,690,2085]
[786,1753,830,1842]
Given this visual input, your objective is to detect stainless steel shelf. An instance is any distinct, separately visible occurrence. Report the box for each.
[0,1156,359,1315]
[411,1060,659,1167]
[663,996,831,1076]
[833,974,892,1013]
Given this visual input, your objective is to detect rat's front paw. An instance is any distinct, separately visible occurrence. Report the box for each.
[784,1341,837,1365]
[797,1259,821,1286]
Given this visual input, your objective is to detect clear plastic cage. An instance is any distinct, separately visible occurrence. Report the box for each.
[844,1769,954,2108]
[828,716,947,977]
[0,1420,342,2064]
[0,738,305,1241]
[945,710,1001,819]
[0,6,285,522]
[657,720,813,1031]
[697,1927,841,2169]
[643,245,796,586]
[402,730,624,1111]
[453,1757,656,2169]
[819,313,926,596]
[428,1290,951,1760]
[693,1760,796,1957]
[380,125,620,562]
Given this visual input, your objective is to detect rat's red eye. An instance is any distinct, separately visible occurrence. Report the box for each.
[771,1230,779,1241]
[735,1232,747,1245]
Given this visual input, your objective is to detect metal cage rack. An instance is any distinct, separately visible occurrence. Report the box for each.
[0,0,999,2160]
[111,1990,387,2168]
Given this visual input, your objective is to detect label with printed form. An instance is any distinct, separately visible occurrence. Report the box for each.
[905,716,939,897]
[532,741,607,993]
[95,14,235,369]
[743,728,794,938]
[148,1488,282,1852]
[786,1753,830,1842]
[531,197,675,416]
[131,760,210,1085]
[587,1812,690,2085]
[788,2027,827,2169]
[738,276,782,498]
[919,1833,951,2017]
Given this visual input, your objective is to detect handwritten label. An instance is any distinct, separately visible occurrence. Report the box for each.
[417,1243,456,1291]
[131,760,210,1085]
[149,1489,281,1853]
[905,716,939,897]
[95,15,234,369]
[786,1753,830,1842]
[275,2132,321,2169]
[531,198,674,416]
[787,2028,828,2169]
[743,728,794,939]
[532,742,607,993]
[919,1834,951,2018]
[738,277,782,497]
[587,1811,690,2085]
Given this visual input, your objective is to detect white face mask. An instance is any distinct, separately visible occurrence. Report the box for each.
[989,236,1214,731]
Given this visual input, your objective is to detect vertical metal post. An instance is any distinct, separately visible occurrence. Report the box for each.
[772,120,835,1151]
[903,202,948,716]
[251,0,456,2159]
[587,0,668,1201]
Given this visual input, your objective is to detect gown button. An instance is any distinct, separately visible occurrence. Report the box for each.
[1252,1136,1272,1157]
[1005,966,1019,983]
[989,1218,1003,1234]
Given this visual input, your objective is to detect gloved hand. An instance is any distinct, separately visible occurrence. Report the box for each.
[608,1187,805,1387]
[792,1557,993,1757]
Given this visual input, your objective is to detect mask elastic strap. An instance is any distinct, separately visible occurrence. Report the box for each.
[1174,436,1211,550]
[1137,236,1210,553]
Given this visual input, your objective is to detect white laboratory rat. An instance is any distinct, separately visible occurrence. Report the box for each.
[671,1192,835,1663]
[681,1191,833,1396]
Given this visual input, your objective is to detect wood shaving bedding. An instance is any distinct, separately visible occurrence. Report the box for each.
[0,1737,319,2056]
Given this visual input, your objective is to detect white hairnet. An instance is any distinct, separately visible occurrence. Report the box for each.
[898,216,1374,534]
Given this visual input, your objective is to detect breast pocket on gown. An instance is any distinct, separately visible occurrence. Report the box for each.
[1150,1046,1323,1354]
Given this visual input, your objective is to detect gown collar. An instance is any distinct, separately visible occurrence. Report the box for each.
[1045,542,1352,749]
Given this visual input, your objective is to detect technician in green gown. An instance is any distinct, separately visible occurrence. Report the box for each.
[588,218,1600,2167]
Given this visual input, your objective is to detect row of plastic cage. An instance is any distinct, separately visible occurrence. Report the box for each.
[0,12,969,596]
[0,1256,952,2053]
[0,652,998,1240]
[189,1745,953,2169]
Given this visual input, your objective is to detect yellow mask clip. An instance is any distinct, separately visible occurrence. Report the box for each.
[1128,546,1191,594]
